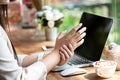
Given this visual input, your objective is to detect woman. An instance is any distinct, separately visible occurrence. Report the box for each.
[0,0,86,80]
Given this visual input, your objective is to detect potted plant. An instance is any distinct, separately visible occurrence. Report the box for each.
[34,6,64,41]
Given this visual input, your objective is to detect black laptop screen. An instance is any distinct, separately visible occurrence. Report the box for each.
[75,12,113,61]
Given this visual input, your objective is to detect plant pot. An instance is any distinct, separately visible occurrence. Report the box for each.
[45,27,57,41]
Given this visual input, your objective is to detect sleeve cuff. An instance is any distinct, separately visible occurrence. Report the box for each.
[17,54,27,66]
[31,51,50,61]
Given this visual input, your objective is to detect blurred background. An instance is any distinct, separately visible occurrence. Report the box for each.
[8,0,120,44]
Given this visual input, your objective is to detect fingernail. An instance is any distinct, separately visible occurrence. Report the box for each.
[63,45,66,48]
[81,39,84,43]
[64,30,67,33]
[78,27,87,33]
[79,23,82,26]
[83,33,86,37]
[60,47,63,50]
[83,27,87,30]
[69,43,72,47]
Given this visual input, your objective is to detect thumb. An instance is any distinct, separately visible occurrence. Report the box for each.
[57,30,67,39]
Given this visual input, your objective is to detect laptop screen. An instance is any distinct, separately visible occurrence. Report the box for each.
[75,12,113,61]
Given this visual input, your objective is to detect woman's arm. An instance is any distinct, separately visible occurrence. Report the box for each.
[57,23,86,65]
[41,23,86,72]
[21,55,38,67]
[21,23,86,72]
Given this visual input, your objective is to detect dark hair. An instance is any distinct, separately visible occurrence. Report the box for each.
[0,4,18,61]
[0,5,8,30]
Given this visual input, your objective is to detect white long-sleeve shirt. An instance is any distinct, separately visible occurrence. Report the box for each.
[0,26,47,80]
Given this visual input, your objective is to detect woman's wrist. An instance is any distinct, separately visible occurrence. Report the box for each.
[52,48,59,53]
[52,49,62,65]
[41,48,61,72]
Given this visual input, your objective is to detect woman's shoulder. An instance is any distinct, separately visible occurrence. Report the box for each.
[0,25,4,31]
[0,25,6,40]
[0,26,3,36]
[0,25,7,36]
[0,28,6,42]
[0,26,2,36]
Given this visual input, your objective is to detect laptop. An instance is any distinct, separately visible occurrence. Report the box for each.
[53,12,113,71]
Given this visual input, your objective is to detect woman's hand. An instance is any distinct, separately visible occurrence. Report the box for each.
[41,23,86,72]
[58,44,73,65]
[54,23,86,65]
[54,23,86,51]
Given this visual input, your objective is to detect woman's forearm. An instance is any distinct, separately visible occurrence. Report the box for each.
[41,50,60,72]
[22,24,86,71]
[21,50,60,72]
[22,55,38,67]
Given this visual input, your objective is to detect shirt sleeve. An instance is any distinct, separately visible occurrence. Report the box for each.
[17,54,27,66]
[31,51,50,61]
[17,51,50,67]
[0,37,47,80]
[0,36,22,80]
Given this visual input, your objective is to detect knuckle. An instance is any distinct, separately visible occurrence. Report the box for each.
[78,30,82,35]
[70,39,74,44]
[72,28,76,33]
[79,36,82,39]
[75,32,80,36]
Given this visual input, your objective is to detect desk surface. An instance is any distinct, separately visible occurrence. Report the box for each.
[10,29,120,80]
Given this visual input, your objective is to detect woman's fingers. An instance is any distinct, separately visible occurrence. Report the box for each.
[76,39,85,49]
[57,30,67,39]
[59,51,67,66]
[60,45,74,59]
[70,37,85,50]
[59,44,74,66]
[69,26,86,48]
[59,51,70,66]
[74,27,86,40]
[70,27,86,42]
[59,51,66,61]
[78,27,86,34]
[69,23,83,35]
[76,32,86,42]
[63,45,73,58]
[60,46,70,59]
[68,43,74,52]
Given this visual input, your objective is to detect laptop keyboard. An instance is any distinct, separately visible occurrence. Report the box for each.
[68,55,92,65]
